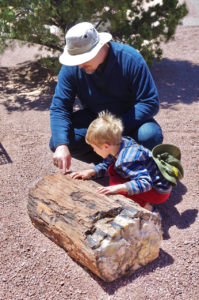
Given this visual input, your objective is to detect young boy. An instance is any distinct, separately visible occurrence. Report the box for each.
[70,111,172,211]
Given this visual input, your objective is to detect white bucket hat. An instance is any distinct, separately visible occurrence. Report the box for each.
[59,22,112,66]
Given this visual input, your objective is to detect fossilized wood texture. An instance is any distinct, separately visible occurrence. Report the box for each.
[28,172,162,282]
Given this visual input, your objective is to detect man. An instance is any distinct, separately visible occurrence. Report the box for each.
[50,22,163,173]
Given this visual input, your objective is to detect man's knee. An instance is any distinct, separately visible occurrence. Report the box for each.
[136,120,163,150]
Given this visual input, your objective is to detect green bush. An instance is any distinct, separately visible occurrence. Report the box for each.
[0,0,188,69]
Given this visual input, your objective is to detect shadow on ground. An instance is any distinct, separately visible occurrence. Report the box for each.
[0,58,199,113]
[157,182,198,240]
[0,142,12,165]
[83,248,174,295]
[151,58,199,107]
[0,61,56,112]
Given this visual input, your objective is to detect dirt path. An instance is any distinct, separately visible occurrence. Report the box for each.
[0,3,199,300]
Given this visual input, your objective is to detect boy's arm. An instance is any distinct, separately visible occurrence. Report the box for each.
[97,184,127,195]
[70,168,96,180]
[70,157,111,181]
[119,162,153,195]
[93,158,111,178]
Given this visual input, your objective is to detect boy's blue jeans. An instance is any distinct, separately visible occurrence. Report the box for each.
[49,109,163,164]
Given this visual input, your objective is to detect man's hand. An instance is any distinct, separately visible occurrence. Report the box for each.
[70,169,96,180]
[53,145,71,174]
[96,184,127,195]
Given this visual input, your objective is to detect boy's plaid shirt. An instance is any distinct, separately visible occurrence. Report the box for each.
[93,137,172,195]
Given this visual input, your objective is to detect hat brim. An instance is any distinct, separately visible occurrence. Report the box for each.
[152,144,183,186]
[152,144,181,160]
[59,32,112,66]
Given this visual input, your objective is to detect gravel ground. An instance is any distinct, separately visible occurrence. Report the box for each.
[0,2,199,299]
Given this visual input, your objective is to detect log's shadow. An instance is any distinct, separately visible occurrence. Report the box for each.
[81,248,174,294]
[0,143,12,165]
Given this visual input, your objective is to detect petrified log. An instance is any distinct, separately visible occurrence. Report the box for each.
[28,172,162,282]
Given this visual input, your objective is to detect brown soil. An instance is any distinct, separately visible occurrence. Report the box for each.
[0,15,199,300]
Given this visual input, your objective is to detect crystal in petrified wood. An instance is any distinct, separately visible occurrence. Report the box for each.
[28,172,162,282]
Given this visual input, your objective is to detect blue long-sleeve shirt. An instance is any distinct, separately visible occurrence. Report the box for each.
[93,137,172,195]
[50,41,160,148]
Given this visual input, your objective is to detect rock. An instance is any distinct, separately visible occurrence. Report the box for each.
[27,172,162,282]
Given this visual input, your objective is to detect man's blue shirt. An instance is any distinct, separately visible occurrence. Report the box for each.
[50,41,159,148]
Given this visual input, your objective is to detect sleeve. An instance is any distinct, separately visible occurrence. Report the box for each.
[50,65,77,148]
[119,161,153,195]
[121,56,160,133]
[92,159,111,178]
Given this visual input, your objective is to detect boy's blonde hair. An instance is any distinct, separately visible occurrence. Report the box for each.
[86,111,123,146]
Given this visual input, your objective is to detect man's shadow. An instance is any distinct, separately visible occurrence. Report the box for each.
[0,143,12,165]
[156,182,198,239]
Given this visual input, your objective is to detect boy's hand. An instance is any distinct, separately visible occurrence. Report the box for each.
[96,184,127,195]
[70,169,96,180]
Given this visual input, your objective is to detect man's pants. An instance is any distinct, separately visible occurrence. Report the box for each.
[49,109,163,164]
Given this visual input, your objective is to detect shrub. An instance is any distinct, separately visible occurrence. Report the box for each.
[0,0,188,70]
